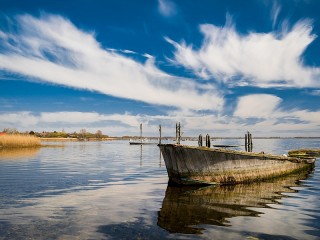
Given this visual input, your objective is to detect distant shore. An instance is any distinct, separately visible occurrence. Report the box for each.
[39,136,320,141]
[40,137,119,141]
[2,135,320,148]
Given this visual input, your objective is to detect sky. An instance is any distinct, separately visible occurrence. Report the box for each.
[0,0,320,137]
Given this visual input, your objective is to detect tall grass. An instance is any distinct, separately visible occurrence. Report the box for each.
[0,134,41,148]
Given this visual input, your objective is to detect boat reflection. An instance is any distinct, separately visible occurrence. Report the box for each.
[157,173,310,234]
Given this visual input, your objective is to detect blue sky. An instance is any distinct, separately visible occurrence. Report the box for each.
[0,0,320,137]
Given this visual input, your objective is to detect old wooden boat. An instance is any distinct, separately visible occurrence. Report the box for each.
[159,144,315,185]
[129,138,158,145]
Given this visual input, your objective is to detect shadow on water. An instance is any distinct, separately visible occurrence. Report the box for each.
[157,172,311,235]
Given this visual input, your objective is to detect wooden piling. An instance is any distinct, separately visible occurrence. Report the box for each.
[245,131,253,152]
[205,134,211,148]
[198,134,203,147]
[175,123,178,144]
[140,123,142,144]
[245,132,248,151]
[176,122,181,145]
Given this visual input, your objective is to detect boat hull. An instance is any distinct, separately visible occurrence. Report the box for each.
[129,142,157,145]
[159,144,315,185]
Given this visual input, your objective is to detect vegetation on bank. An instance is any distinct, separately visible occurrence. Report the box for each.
[0,134,41,148]
[2,128,109,140]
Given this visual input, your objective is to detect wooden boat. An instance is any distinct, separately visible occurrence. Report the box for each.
[129,138,158,145]
[159,144,315,185]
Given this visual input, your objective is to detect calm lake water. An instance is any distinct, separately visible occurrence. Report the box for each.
[0,139,319,239]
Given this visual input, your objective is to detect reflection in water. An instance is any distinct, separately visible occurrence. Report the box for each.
[140,145,142,167]
[0,141,319,239]
[134,144,163,168]
[0,147,40,160]
[158,173,310,234]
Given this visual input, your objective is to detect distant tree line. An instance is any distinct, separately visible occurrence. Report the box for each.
[2,128,108,140]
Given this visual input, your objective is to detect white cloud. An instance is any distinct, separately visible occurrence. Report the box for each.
[167,18,320,88]
[0,14,222,112]
[158,0,177,17]
[234,94,282,118]
[0,30,8,39]
[290,110,320,123]
[309,89,320,96]
[233,94,320,127]
[1,108,319,137]
[39,111,143,128]
[0,14,319,137]
[120,49,137,54]
[0,111,172,136]
[143,53,153,59]
[232,94,320,136]
[0,111,39,127]
[40,112,102,124]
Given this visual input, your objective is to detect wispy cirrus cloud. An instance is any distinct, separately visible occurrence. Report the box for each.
[271,1,282,29]
[166,17,320,88]
[158,0,177,17]
[0,13,319,137]
[0,14,222,112]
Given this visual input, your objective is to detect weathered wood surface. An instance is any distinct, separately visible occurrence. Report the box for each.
[159,144,315,185]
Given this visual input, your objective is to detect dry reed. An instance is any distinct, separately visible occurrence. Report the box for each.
[0,134,41,148]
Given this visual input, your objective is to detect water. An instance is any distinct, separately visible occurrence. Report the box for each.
[0,139,319,239]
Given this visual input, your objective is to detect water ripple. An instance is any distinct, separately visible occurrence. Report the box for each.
[0,139,319,239]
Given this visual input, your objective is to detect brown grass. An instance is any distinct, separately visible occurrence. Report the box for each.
[0,134,41,148]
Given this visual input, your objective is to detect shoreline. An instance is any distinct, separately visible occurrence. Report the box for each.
[40,137,118,141]
[38,136,320,143]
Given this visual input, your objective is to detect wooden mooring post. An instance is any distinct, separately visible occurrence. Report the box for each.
[205,134,211,148]
[245,131,253,152]
[198,134,203,146]
[175,123,178,144]
[140,123,142,144]
[176,122,181,145]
